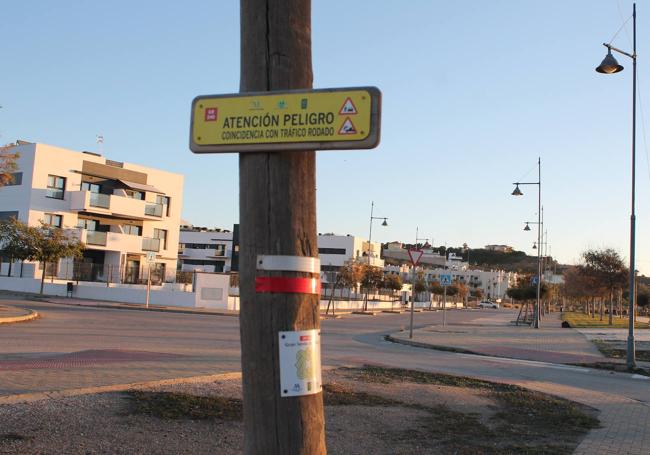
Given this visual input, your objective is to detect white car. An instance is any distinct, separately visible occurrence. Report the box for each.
[478,301,499,309]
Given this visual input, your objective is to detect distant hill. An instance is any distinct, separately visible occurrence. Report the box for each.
[390,244,564,274]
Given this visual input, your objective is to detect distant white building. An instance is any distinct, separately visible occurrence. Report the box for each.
[178,226,233,273]
[0,141,184,284]
[317,233,383,282]
[384,264,517,300]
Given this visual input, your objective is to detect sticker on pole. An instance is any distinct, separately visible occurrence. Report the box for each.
[407,249,424,266]
[279,329,322,397]
[440,274,452,286]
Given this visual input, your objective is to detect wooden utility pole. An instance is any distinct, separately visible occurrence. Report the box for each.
[239,1,326,454]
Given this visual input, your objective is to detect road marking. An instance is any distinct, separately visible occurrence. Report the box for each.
[631,374,650,380]
[455,353,592,373]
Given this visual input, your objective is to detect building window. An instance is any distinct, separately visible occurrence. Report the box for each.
[156,195,171,217]
[46,175,66,199]
[4,172,22,186]
[81,182,101,193]
[318,247,347,255]
[153,228,167,250]
[0,211,18,220]
[77,218,98,230]
[123,225,142,236]
[125,189,144,200]
[44,213,62,228]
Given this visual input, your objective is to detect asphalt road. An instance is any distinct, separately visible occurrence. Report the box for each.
[0,299,645,402]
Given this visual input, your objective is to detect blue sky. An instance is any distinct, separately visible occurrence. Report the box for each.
[1,1,649,273]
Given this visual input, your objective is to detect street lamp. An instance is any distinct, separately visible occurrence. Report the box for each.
[595,3,637,370]
[365,201,388,311]
[512,157,542,329]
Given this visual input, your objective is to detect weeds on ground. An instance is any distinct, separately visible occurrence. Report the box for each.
[561,312,649,329]
[593,340,650,362]
[126,391,243,420]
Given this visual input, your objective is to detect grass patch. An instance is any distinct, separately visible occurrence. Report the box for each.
[347,365,600,454]
[593,340,650,362]
[126,391,242,421]
[492,390,600,438]
[323,383,399,406]
[352,365,519,392]
[562,312,649,329]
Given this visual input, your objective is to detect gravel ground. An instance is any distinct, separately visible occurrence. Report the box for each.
[0,369,597,454]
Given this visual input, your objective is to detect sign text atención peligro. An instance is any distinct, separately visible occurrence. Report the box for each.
[190,87,381,153]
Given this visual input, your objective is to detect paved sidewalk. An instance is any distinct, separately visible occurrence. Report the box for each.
[391,312,612,365]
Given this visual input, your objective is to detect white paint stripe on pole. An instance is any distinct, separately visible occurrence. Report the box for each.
[256,255,321,273]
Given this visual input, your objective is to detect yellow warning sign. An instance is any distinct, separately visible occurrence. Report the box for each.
[190,87,381,153]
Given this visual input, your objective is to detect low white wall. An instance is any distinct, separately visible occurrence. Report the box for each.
[0,276,196,307]
[194,272,231,309]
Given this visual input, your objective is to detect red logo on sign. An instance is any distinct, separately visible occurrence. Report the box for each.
[204,107,218,121]
[300,335,312,342]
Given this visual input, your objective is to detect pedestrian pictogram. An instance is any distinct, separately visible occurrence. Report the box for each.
[339,97,357,115]
[338,117,357,135]
[440,274,452,286]
[408,249,424,266]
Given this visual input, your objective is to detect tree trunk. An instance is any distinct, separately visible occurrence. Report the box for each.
[608,289,613,325]
[7,256,12,277]
[40,261,46,294]
[599,298,603,321]
[239,1,325,454]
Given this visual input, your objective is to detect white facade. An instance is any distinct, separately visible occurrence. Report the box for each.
[178,227,233,273]
[384,264,517,300]
[318,234,383,281]
[0,142,184,284]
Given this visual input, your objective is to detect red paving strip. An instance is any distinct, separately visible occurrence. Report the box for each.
[0,349,187,371]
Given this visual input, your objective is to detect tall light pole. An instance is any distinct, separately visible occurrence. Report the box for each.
[595,3,637,370]
[512,157,542,328]
[365,201,388,311]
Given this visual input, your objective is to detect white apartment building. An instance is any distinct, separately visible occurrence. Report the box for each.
[318,233,383,281]
[384,264,517,300]
[0,142,184,284]
[178,226,233,273]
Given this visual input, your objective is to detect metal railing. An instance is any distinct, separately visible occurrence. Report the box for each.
[144,203,163,217]
[142,237,161,252]
[89,192,110,209]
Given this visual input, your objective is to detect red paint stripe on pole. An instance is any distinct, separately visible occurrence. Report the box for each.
[255,277,321,295]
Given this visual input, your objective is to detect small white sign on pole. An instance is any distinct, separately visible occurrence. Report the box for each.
[279,329,322,397]
[146,252,156,263]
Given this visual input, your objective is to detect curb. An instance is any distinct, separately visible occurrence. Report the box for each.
[0,308,39,325]
[0,372,242,405]
[39,299,239,318]
[386,334,478,355]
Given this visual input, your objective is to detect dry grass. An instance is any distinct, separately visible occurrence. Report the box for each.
[562,312,649,329]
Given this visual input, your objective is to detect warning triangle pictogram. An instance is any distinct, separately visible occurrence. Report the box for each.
[338,117,357,135]
[339,97,358,115]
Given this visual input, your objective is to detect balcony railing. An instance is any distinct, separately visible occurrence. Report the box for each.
[144,203,163,217]
[86,230,108,246]
[89,192,110,209]
[142,237,161,252]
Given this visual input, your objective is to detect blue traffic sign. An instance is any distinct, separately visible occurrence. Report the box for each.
[440,274,452,286]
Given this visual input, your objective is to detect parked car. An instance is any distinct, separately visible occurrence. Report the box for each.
[478,301,499,309]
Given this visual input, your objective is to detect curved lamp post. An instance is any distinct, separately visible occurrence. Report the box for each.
[365,201,388,311]
[595,3,637,370]
[512,157,542,328]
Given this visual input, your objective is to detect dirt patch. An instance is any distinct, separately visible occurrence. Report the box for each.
[0,367,599,454]
[592,339,650,362]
